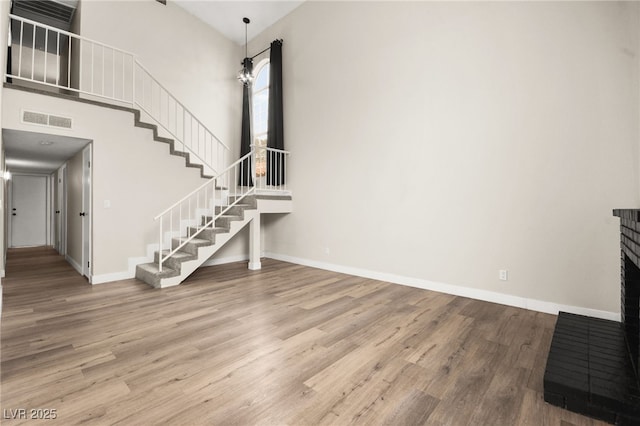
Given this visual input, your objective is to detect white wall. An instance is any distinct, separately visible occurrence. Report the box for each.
[251,1,640,315]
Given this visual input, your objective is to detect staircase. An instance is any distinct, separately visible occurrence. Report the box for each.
[135,193,291,288]
[133,147,291,288]
[6,13,293,287]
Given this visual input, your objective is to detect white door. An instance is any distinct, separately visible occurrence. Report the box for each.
[81,146,91,277]
[56,165,67,254]
[11,175,47,247]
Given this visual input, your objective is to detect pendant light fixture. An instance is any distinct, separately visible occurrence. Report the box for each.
[237,17,254,84]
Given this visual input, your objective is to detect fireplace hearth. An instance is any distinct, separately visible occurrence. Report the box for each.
[543,209,640,424]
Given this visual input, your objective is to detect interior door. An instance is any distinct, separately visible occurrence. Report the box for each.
[56,165,67,254]
[81,145,91,277]
[11,175,47,247]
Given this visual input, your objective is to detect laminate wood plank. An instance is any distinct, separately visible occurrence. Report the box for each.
[417,346,469,401]
[0,247,610,425]
[315,298,408,348]
[405,314,476,372]
[272,296,361,341]
[382,389,440,425]
[467,365,529,425]
[426,336,509,425]
[527,326,555,392]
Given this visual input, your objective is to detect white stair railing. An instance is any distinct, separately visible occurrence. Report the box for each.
[252,146,290,193]
[134,62,229,176]
[154,147,290,272]
[6,14,229,175]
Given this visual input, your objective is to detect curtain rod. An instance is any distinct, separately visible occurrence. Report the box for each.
[250,39,283,60]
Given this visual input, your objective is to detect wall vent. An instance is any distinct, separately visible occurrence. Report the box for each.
[48,115,72,129]
[22,110,73,129]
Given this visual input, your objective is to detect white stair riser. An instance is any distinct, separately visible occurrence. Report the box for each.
[158,210,257,287]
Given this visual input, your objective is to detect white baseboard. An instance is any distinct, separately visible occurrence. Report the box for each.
[248,261,262,270]
[1,269,5,278]
[201,254,250,267]
[66,255,83,275]
[91,254,255,285]
[91,270,134,285]
[263,252,620,322]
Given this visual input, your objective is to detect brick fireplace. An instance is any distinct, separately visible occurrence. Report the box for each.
[617,209,640,374]
[543,209,640,424]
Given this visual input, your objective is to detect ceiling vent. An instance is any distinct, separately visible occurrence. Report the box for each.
[22,110,72,130]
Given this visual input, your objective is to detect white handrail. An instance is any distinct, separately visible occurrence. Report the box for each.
[154,151,251,220]
[250,144,290,155]
[133,62,228,175]
[155,149,258,271]
[8,14,135,56]
[134,61,230,151]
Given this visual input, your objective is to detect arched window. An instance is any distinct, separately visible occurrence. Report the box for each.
[252,60,269,176]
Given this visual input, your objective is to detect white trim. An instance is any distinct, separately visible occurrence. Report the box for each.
[9,174,50,248]
[81,145,92,278]
[91,254,256,285]
[263,252,620,322]
[201,254,250,267]
[248,261,262,270]
[91,270,133,285]
[66,254,82,275]
[1,270,5,278]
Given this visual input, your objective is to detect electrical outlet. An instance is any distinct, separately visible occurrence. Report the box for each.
[499,270,508,281]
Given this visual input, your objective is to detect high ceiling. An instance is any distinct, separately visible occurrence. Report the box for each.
[173,1,305,45]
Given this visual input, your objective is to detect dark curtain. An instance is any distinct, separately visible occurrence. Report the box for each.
[6,7,13,84]
[6,43,11,84]
[238,57,253,186]
[266,40,284,186]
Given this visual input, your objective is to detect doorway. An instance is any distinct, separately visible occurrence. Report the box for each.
[81,145,91,277]
[3,129,91,278]
[10,174,48,247]
[55,164,67,255]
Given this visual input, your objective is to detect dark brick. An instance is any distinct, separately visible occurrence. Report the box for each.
[544,311,640,423]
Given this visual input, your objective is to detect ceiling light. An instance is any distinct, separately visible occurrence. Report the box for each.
[237,17,254,85]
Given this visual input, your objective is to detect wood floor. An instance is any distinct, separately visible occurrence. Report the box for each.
[1,247,608,425]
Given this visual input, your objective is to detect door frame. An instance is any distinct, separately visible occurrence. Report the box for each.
[8,173,51,248]
[81,145,91,279]
[55,164,67,255]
